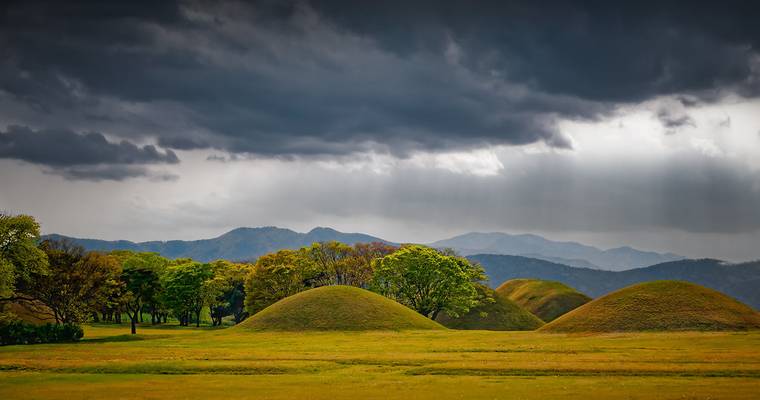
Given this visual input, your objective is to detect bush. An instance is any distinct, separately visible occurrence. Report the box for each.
[0,320,84,345]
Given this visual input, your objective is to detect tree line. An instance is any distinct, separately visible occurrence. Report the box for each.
[2,213,488,336]
[1,214,252,333]
[243,242,488,321]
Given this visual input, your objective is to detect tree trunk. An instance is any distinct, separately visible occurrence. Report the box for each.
[196,310,201,327]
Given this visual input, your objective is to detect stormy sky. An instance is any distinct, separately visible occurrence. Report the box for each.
[2,1,760,261]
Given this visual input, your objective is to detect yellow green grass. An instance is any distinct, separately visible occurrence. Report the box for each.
[542,280,760,332]
[1,324,760,399]
[436,285,544,330]
[497,278,591,322]
[239,285,443,331]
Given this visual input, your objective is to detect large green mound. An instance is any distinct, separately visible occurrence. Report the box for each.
[436,285,544,331]
[239,285,444,331]
[497,279,591,322]
[541,280,760,333]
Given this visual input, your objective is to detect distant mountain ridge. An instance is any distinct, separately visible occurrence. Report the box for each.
[469,254,760,310]
[431,232,683,270]
[46,227,683,270]
[44,227,389,262]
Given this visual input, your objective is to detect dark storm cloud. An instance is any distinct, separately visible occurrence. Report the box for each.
[0,125,178,180]
[56,166,178,182]
[157,136,209,151]
[308,1,760,100]
[656,108,696,134]
[2,0,759,160]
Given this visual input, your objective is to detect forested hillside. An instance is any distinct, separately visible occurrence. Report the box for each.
[44,227,389,262]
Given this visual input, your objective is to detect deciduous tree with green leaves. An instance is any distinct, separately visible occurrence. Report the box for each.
[0,214,48,309]
[163,261,212,327]
[205,260,252,326]
[371,245,486,320]
[119,252,168,334]
[244,249,317,315]
[24,241,119,324]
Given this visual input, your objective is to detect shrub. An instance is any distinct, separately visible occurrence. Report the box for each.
[0,320,84,345]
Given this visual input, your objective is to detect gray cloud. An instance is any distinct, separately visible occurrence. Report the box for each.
[657,109,696,134]
[1,0,760,259]
[0,125,179,180]
[2,1,758,160]
[55,166,179,182]
[230,153,760,236]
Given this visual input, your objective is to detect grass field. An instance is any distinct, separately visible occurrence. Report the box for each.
[1,324,759,399]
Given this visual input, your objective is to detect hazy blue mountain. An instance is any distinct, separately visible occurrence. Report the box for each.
[431,232,683,270]
[470,254,760,310]
[44,227,389,262]
[518,253,602,269]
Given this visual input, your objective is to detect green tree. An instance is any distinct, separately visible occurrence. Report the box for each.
[306,241,353,285]
[244,249,317,315]
[96,265,127,324]
[306,241,396,287]
[0,214,48,307]
[163,261,212,327]
[120,252,167,334]
[23,241,118,324]
[371,245,486,319]
[205,260,252,326]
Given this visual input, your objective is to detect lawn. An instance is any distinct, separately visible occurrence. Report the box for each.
[1,324,759,399]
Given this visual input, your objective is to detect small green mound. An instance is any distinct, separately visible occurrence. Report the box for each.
[541,280,760,333]
[239,285,444,331]
[497,279,591,322]
[435,285,544,331]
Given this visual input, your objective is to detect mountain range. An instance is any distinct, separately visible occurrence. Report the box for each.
[44,227,388,262]
[45,226,681,270]
[430,232,683,270]
[469,254,760,310]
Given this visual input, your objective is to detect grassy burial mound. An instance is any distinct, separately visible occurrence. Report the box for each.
[2,300,55,325]
[436,285,544,331]
[239,285,444,331]
[497,279,591,322]
[541,280,760,333]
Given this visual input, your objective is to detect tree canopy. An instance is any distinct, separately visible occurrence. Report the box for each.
[0,214,48,302]
[244,249,317,315]
[371,245,486,319]
[25,241,119,324]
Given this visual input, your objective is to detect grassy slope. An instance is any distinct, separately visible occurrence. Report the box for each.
[541,280,760,333]
[2,300,56,325]
[239,285,444,331]
[1,325,760,399]
[436,285,544,330]
[497,279,591,322]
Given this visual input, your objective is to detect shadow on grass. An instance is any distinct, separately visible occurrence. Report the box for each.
[79,334,172,344]
[89,323,230,331]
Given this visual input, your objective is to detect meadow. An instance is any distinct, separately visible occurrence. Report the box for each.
[1,324,759,399]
